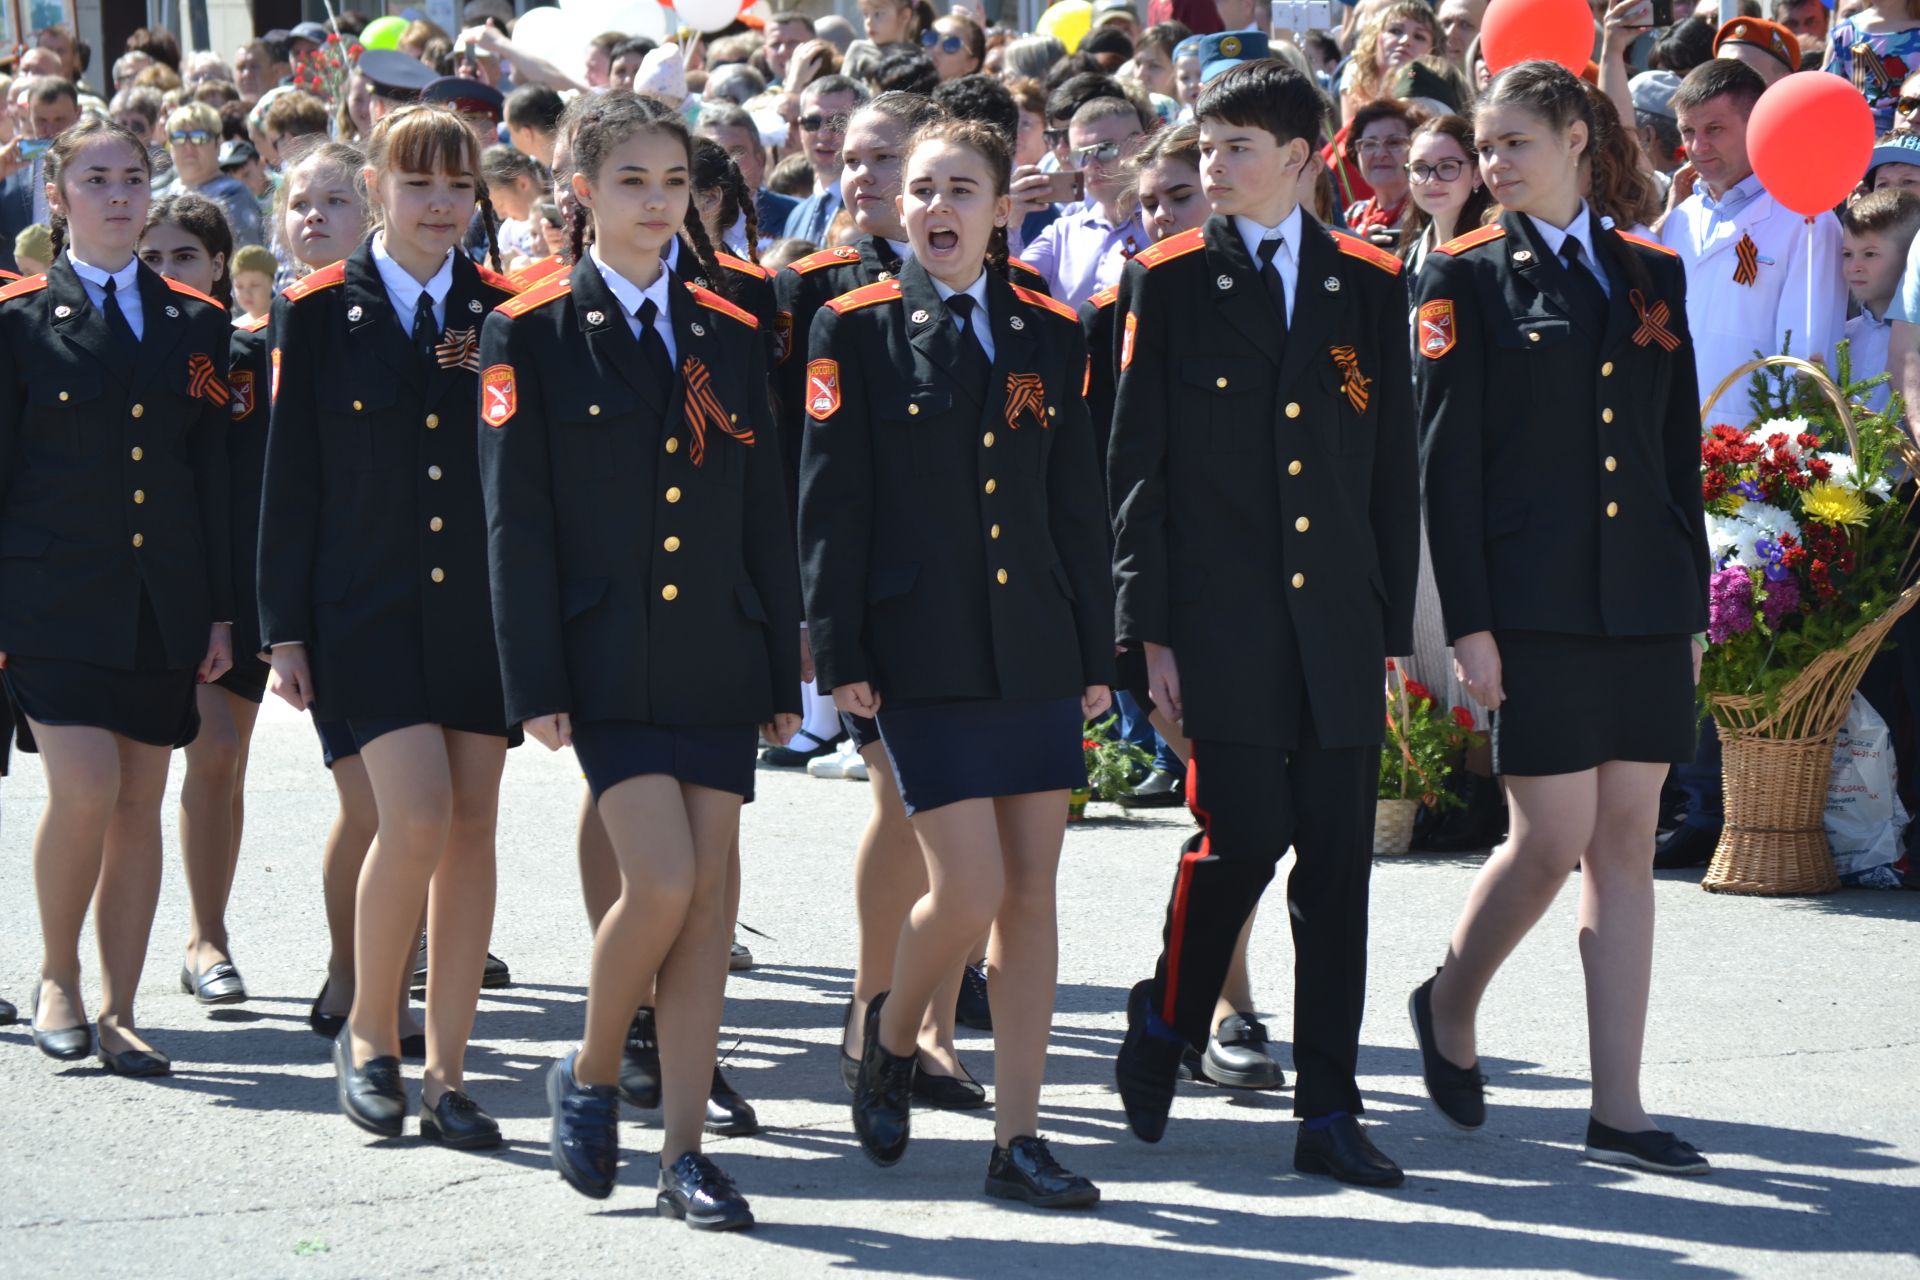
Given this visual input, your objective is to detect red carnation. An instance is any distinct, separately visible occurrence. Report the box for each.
[1451,706,1474,729]
[1405,679,1433,703]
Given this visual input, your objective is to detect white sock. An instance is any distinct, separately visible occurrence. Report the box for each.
[799,680,840,744]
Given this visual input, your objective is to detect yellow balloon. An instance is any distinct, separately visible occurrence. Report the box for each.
[1036,0,1093,53]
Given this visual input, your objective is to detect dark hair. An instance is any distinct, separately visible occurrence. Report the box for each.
[29,76,80,109]
[1195,58,1323,147]
[1134,21,1190,60]
[568,90,725,293]
[1477,59,1594,160]
[870,46,938,95]
[482,142,547,191]
[1841,187,1920,242]
[219,101,251,140]
[610,35,657,63]
[366,103,501,271]
[589,30,627,56]
[935,10,988,67]
[126,25,182,70]
[803,73,871,110]
[1343,97,1422,165]
[1671,57,1766,118]
[1651,16,1718,75]
[931,74,1016,141]
[692,135,761,264]
[767,152,815,196]
[46,117,153,261]
[1044,50,1106,89]
[1400,114,1493,253]
[1045,70,1124,126]
[905,117,1013,281]
[1083,26,1135,60]
[1583,82,1661,232]
[855,89,949,137]
[142,191,235,309]
[505,83,566,133]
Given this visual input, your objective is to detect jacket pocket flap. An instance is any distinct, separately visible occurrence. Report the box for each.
[562,576,609,619]
[867,562,920,603]
[1498,317,1572,349]
[1180,358,1248,392]
[735,580,768,622]
[882,386,952,420]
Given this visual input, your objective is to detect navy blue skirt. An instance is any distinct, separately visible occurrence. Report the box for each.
[216,653,270,704]
[3,591,198,749]
[315,718,359,768]
[877,696,1086,815]
[1492,631,1697,776]
[572,719,759,801]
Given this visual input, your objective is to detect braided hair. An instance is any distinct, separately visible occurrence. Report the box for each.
[364,102,501,273]
[691,135,760,265]
[903,117,1015,283]
[573,90,727,295]
[46,116,153,263]
[142,191,235,309]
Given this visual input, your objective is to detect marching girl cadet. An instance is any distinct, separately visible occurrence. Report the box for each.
[137,192,261,1010]
[1412,61,1712,1175]
[1,117,236,1076]
[259,104,519,1147]
[771,91,988,1112]
[477,91,800,1228]
[801,118,1114,1206]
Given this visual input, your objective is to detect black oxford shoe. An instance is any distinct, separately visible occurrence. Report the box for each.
[956,962,992,1031]
[1114,980,1184,1143]
[1409,971,1486,1130]
[1294,1115,1405,1188]
[0,996,14,1027]
[333,1030,405,1137]
[984,1135,1100,1208]
[619,1007,662,1109]
[839,998,862,1093]
[1116,769,1187,809]
[912,1053,988,1110]
[706,1066,760,1136]
[411,931,512,995]
[307,980,345,1041]
[548,1052,620,1199]
[657,1151,754,1231]
[852,991,915,1166]
[1201,1013,1285,1090]
[180,960,248,1005]
[421,1090,501,1149]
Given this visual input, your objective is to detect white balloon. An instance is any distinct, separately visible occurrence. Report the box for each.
[511,5,596,80]
[676,0,740,33]
[557,0,669,40]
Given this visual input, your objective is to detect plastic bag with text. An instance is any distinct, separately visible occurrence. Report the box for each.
[1825,694,1909,888]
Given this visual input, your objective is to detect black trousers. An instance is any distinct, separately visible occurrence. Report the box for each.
[1148,737,1377,1118]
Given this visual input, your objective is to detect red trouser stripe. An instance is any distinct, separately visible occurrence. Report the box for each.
[1162,742,1209,1027]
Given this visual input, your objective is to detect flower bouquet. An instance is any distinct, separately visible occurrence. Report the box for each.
[292,30,361,105]
[1078,714,1153,817]
[1696,350,1920,894]
[1376,661,1482,854]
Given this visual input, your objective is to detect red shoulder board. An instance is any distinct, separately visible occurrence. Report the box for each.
[826,279,903,314]
[282,260,347,301]
[686,281,759,329]
[165,277,224,307]
[1013,284,1078,324]
[1434,224,1507,257]
[497,277,572,319]
[791,245,863,274]
[240,313,270,333]
[718,252,771,280]
[1618,230,1678,258]
[1332,231,1402,275]
[0,268,19,283]
[1133,227,1205,270]
[1087,283,1120,311]
[0,273,50,303]
[508,256,568,292]
[1009,257,1048,287]
[476,264,516,293]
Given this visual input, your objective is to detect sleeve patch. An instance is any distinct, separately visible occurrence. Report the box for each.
[1121,310,1138,371]
[482,364,517,426]
[806,358,841,420]
[270,347,281,400]
[1417,300,1456,359]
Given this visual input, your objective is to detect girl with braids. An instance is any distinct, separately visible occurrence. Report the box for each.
[135,193,264,1012]
[691,135,761,261]
[258,104,519,1148]
[1412,60,1711,1175]
[477,89,799,1229]
[800,118,1113,1205]
[0,117,235,1076]
[770,91,991,1115]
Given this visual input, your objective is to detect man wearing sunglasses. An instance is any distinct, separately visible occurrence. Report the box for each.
[784,75,869,246]
[1019,95,1152,310]
[160,102,266,248]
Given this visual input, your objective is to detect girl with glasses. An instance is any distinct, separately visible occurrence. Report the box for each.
[1402,114,1492,277]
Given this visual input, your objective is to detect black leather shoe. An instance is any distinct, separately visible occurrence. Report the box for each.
[618,1007,662,1109]
[548,1051,620,1199]
[1654,823,1719,870]
[1201,1013,1285,1089]
[1409,971,1486,1130]
[706,1066,760,1136]
[308,980,346,1041]
[956,962,992,1031]
[97,1037,171,1078]
[332,1029,405,1137]
[1116,769,1187,809]
[30,992,91,1062]
[839,998,862,1093]
[0,996,14,1027]
[852,991,915,1166]
[400,1032,426,1060]
[411,931,512,995]
[762,728,844,768]
[1585,1116,1711,1175]
[421,1090,502,1149]
[1294,1115,1405,1188]
[180,959,247,1005]
[1114,980,1185,1143]
[657,1151,755,1231]
[1178,1045,1202,1082]
[912,1053,988,1110]
[984,1135,1100,1208]
[729,939,753,971]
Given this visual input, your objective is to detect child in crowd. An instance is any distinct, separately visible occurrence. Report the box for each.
[481,143,547,271]
[1869,133,1920,194]
[12,223,51,276]
[229,243,277,323]
[1838,188,1920,413]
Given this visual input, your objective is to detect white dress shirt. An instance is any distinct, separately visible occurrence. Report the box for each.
[1524,200,1609,298]
[928,268,994,362]
[66,249,144,339]
[593,242,679,362]
[1233,206,1303,324]
[370,233,453,332]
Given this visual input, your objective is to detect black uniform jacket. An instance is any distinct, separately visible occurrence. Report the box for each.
[1079,282,1121,469]
[1108,214,1419,750]
[257,244,518,726]
[1414,212,1709,642]
[799,258,1115,702]
[477,258,801,729]
[227,314,270,661]
[0,259,233,669]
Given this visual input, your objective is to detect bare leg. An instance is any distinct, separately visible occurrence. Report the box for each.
[652,783,741,1164]
[418,730,506,1104]
[29,720,120,1031]
[578,788,619,933]
[876,797,1005,1059]
[179,687,260,972]
[1579,761,1667,1133]
[317,754,417,1038]
[986,790,1069,1144]
[93,735,175,1055]
[1428,771,1598,1067]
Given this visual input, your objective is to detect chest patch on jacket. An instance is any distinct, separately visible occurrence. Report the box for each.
[231,369,256,421]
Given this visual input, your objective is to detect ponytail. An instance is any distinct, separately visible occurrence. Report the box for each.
[476,189,504,273]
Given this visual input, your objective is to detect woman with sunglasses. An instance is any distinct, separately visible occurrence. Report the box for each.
[923,12,986,82]
[159,102,264,249]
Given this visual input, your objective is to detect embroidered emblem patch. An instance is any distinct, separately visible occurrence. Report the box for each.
[481,364,517,427]
[774,310,794,365]
[807,358,841,420]
[230,369,256,421]
[1417,299,1456,359]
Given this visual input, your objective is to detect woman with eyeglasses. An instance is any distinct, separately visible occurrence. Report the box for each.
[1343,98,1422,248]
[923,11,986,81]
[160,102,265,248]
[1401,114,1492,277]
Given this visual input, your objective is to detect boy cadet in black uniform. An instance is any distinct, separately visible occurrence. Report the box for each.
[1107,56,1420,1187]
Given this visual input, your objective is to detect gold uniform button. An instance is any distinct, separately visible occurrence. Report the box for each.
[1601,407,1614,424]
[1605,455,1618,472]
[729,413,737,423]
[428,465,442,480]
[984,479,997,495]
[131,403,144,418]
[908,403,920,416]
[1215,376,1228,389]
[1285,402,1301,419]
[1295,516,1309,533]
[1606,501,1620,518]
[130,446,143,461]
[431,567,445,583]
[1527,332,1540,343]
[131,533,144,548]
[1601,361,1614,377]
[1047,406,1056,418]
[352,400,362,411]
[1290,572,1305,589]
[983,432,995,448]
[663,535,681,552]
[426,413,440,428]
[133,490,145,504]
[588,405,600,416]
[996,568,1009,585]
[1287,459,1302,476]
[58,391,69,402]
[661,584,679,601]
[665,437,679,454]
[429,516,444,532]
[665,486,682,503]
[989,523,1001,539]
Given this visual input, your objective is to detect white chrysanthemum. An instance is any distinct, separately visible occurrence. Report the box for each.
[1815,451,1892,498]
[1742,502,1802,545]
[1749,417,1813,457]
[1705,512,1747,565]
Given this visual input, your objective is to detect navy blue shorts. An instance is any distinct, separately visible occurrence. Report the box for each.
[215,653,270,705]
[877,696,1085,816]
[840,711,881,752]
[315,718,358,768]
[572,719,759,801]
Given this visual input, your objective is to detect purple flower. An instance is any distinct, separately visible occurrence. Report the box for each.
[1734,480,1765,502]
[1708,565,1756,645]
[1760,574,1801,629]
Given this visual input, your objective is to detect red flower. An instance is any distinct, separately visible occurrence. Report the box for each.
[1404,679,1433,703]
[1384,657,1397,671]
[1451,706,1474,729]
[327,31,340,42]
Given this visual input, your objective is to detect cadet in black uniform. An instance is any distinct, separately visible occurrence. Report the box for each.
[772,90,988,1113]
[1,118,235,1077]
[802,118,1113,1208]
[258,105,517,1148]
[137,192,263,1011]
[483,92,798,1231]
[1410,62,1712,1177]
[1107,60,1420,1187]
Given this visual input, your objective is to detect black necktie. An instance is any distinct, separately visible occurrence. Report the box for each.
[945,293,992,389]
[412,290,437,361]
[1256,236,1290,331]
[103,275,138,359]
[1559,238,1609,328]
[637,297,674,393]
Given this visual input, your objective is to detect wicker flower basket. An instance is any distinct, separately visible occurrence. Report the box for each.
[1373,797,1420,854]
[1698,356,1920,895]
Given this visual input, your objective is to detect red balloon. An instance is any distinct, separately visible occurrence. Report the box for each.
[1747,74,1875,218]
[1479,0,1594,75]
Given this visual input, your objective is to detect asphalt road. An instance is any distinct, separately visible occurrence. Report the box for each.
[2,696,1916,1278]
